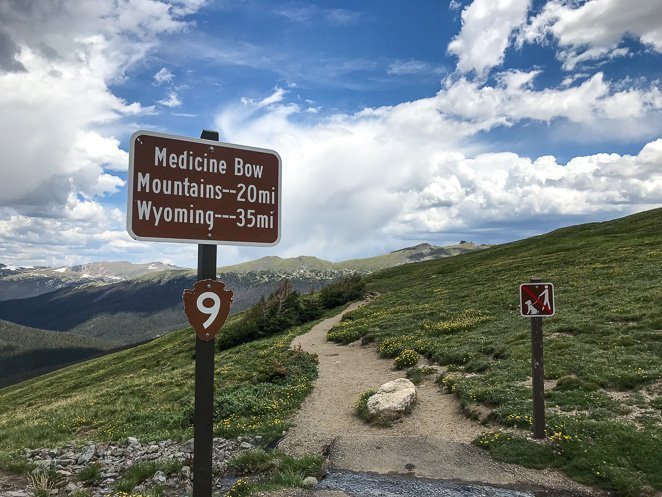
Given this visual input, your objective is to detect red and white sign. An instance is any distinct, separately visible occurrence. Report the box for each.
[127,130,281,246]
[520,283,555,317]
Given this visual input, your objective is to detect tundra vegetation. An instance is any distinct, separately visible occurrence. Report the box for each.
[0,275,363,493]
[327,208,662,497]
[0,210,660,496]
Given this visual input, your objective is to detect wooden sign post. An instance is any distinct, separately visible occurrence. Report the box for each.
[519,279,555,439]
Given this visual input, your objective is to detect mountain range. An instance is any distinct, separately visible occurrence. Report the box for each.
[0,261,181,301]
[0,241,488,386]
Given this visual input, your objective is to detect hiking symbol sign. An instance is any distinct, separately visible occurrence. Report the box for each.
[519,283,555,317]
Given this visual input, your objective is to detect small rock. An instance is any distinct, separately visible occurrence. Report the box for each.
[302,476,318,488]
[6,492,30,497]
[183,438,195,452]
[64,482,79,493]
[152,470,167,484]
[127,437,139,444]
[77,444,96,464]
[239,442,253,450]
[180,466,192,480]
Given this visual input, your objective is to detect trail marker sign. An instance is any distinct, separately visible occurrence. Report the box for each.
[520,282,555,317]
[183,280,233,342]
[127,130,281,246]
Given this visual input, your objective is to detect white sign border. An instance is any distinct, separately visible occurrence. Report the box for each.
[519,282,555,317]
[126,130,282,247]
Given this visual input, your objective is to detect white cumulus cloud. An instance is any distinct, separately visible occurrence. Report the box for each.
[0,0,204,264]
[519,0,662,70]
[215,86,662,262]
[448,0,531,76]
[159,91,183,108]
[153,67,174,85]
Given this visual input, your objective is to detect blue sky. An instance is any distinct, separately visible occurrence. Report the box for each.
[0,0,661,268]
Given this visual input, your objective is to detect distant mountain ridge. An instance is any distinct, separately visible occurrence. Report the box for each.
[0,261,182,301]
[220,241,489,275]
[0,242,488,386]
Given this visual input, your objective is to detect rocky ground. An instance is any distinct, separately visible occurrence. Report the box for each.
[1,436,258,497]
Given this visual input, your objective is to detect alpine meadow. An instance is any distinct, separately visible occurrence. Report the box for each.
[0,208,660,496]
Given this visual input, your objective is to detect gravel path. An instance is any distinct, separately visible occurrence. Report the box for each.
[279,300,482,456]
[277,300,603,496]
[0,470,28,497]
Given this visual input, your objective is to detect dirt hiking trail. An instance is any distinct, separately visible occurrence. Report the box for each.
[277,300,602,496]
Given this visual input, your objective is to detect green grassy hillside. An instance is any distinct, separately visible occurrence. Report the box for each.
[0,307,330,472]
[0,209,659,496]
[0,320,112,388]
[327,208,662,496]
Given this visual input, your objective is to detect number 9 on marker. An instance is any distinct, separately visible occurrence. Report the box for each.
[183,280,233,341]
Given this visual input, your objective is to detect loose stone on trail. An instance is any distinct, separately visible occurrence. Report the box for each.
[366,378,417,418]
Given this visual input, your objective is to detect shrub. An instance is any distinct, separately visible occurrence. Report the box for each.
[225,478,251,497]
[226,450,323,493]
[319,274,365,309]
[217,276,365,351]
[394,349,418,369]
[228,449,276,475]
[78,463,102,486]
[326,322,365,344]
[354,388,377,423]
[377,337,405,358]
[554,375,599,392]
[218,280,320,350]
[28,470,55,497]
[114,461,180,493]
[406,366,436,385]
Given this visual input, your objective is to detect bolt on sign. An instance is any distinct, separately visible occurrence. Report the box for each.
[127,130,281,246]
[520,282,555,317]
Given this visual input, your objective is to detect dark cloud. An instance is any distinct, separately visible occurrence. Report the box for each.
[0,30,25,73]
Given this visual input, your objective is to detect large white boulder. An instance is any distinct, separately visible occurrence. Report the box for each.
[366,378,417,417]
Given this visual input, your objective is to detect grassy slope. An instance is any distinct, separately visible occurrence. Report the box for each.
[0,307,331,468]
[327,208,662,496]
[0,320,112,388]
[0,210,659,494]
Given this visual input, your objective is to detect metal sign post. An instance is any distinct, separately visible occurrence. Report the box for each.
[519,279,555,439]
[194,130,219,497]
[127,128,281,497]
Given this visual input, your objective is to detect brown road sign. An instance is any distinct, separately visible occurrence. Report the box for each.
[520,282,555,317]
[127,130,281,246]
[183,280,233,341]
